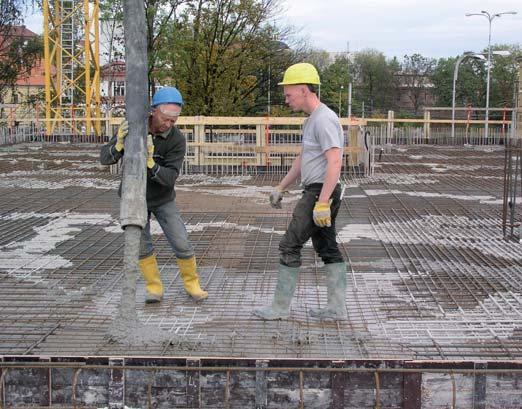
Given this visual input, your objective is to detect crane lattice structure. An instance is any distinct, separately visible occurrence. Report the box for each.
[43,0,101,136]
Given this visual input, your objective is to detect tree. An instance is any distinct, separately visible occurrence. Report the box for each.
[98,0,189,97]
[488,44,522,119]
[0,0,43,105]
[432,45,521,119]
[320,55,350,116]
[351,49,396,117]
[158,0,299,116]
[432,56,486,112]
[400,53,436,116]
[100,1,125,64]
[431,57,454,107]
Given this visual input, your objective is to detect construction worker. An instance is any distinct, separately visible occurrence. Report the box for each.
[100,86,208,304]
[253,63,347,321]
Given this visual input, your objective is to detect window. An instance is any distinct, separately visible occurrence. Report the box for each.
[113,81,125,97]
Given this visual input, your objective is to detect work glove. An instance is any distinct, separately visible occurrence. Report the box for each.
[313,200,332,227]
[115,120,129,152]
[146,134,155,169]
[269,186,284,209]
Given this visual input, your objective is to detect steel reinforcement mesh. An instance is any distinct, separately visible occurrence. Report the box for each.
[1,142,522,360]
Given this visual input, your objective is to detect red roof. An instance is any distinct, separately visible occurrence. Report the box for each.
[0,25,45,87]
[101,61,126,80]
[3,25,38,38]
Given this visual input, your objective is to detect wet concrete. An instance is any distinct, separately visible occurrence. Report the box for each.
[0,142,521,360]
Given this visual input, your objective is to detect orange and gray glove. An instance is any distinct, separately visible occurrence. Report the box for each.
[269,186,284,209]
[115,120,129,152]
[146,134,155,169]
[313,200,332,227]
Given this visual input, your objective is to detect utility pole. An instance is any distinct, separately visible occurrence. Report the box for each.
[346,41,352,118]
[348,83,352,118]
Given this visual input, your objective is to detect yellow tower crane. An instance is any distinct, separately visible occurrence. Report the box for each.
[43,0,101,136]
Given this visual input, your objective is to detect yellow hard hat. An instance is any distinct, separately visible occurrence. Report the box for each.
[278,63,321,85]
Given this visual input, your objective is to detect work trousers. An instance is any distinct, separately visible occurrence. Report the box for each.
[279,183,344,268]
[139,199,194,260]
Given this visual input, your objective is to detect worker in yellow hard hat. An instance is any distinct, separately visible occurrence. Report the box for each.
[253,62,348,321]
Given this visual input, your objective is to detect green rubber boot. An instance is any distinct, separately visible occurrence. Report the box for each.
[309,262,347,320]
[252,264,299,320]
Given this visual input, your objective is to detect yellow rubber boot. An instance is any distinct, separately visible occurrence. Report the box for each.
[176,256,208,300]
[139,254,164,303]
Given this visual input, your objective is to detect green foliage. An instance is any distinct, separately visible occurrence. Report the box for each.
[488,44,522,114]
[320,55,350,116]
[99,0,124,62]
[0,35,42,83]
[96,0,521,117]
[400,53,436,115]
[431,44,521,118]
[0,0,44,102]
[350,49,398,117]
[156,0,298,116]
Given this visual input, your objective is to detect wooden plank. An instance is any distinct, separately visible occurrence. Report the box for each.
[108,358,124,409]
[473,361,487,409]
[366,118,510,125]
[177,116,366,126]
[331,361,346,409]
[188,143,362,154]
[187,358,201,408]
[255,360,269,409]
[403,370,422,409]
[425,107,515,111]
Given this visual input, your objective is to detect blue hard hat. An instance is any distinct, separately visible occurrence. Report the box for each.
[151,86,183,107]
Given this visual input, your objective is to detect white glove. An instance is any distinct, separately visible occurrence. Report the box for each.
[269,186,284,209]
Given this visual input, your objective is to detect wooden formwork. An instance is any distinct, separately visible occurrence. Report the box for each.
[1,356,522,408]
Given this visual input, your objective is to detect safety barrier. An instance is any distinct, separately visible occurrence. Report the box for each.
[174,117,367,175]
[101,116,370,176]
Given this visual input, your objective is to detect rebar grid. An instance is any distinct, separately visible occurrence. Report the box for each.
[1,142,521,361]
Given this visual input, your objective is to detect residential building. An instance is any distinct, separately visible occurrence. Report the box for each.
[0,26,45,125]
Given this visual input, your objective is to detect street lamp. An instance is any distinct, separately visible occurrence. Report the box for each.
[451,52,486,139]
[466,10,517,139]
[267,64,271,115]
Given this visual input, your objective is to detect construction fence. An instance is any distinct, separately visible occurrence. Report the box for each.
[0,114,516,176]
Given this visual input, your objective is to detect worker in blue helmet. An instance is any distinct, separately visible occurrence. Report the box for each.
[100,86,208,304]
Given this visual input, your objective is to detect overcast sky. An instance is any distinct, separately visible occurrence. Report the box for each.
[281,0,521,58]
[24,0,521,59]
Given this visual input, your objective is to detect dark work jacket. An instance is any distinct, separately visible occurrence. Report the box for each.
[100,126,186,209]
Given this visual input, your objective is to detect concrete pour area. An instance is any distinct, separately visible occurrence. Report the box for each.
[1,142,522,407]
[0,143,522,409]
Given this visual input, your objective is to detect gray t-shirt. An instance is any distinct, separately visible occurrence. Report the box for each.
[300,103,344,186]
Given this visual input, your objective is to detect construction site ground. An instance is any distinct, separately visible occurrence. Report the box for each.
[1,142,521,361]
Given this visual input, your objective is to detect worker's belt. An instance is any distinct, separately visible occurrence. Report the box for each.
[303,183,341,191]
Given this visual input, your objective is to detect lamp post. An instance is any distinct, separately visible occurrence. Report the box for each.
[346,41,351,118]
[267,63,271,115]
[338,85,344,117]
[466,10,517,139]
[452,52,486,139]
